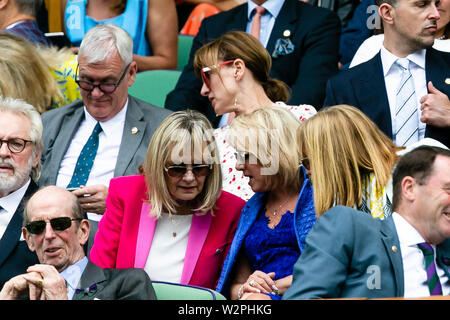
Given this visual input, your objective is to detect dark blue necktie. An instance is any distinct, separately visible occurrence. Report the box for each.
[67,122,102,188]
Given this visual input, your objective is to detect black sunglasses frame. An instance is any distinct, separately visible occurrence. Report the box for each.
[25,217,83,235]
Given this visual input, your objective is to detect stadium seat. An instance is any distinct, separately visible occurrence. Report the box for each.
[129,69,181,107]
[152,281,227,300]
[177,34,194,70]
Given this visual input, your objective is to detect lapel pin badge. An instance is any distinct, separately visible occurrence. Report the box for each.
[391,245,398,254]
[131,127,139,135]
[445,78,450,85]
[283,29,291,37]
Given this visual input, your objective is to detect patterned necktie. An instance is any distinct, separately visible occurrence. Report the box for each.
[417,242,443,296]
[394,58,419,146]
[67,122,103,188]
[250,6,266,40]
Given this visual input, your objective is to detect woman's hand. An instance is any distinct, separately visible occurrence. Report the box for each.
[238,271,278,299]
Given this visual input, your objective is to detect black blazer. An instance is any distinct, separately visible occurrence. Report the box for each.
[0,181,39,289]
[324,48,450,148]
[165,0,341,126]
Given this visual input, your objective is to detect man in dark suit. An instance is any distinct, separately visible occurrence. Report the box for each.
[39,24,171,218]
[0,186,155,300]
[324,0,450,148]
[0,97,42,289]
[284,146,450,299]
[166,0,341,127]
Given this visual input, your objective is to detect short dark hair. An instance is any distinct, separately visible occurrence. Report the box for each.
[374,0,398,7]
[392,146,450,210]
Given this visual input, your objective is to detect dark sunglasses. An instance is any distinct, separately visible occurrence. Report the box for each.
[75,63,130,94]
[300,157,310,171]
[164,164,212,178]
[200,60,234,89]
[25,217,83,235]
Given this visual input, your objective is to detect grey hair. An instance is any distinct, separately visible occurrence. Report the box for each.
[0,96,43,181]
[14,0,42,16]
[78,24,133,65]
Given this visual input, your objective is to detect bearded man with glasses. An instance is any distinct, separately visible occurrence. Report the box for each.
[0,97,42,290]
[0,186,156,300]
[38,24,171,230]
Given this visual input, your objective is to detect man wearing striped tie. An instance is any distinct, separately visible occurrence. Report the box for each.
[284,146,450,299]
[324,0,450,148]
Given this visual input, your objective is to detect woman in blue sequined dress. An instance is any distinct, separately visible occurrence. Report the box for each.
[215,106,316,300]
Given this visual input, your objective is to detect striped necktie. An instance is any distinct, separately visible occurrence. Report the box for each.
[394,58,419,146]
[417,242,443,296]
[67,122,102,188]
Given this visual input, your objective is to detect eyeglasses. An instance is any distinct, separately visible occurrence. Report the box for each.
[234,151,258,165]
[75,63,131,94]
[25,217,83,235]
[300,157,310,171]
[164,164,212,178]
[0,138,33,154]
[200,60,234,89]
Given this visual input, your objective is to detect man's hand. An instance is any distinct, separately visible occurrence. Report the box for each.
[25,265,68,300]
[72,184,108,215]
[0,272,42,300]
[420,81,450,127]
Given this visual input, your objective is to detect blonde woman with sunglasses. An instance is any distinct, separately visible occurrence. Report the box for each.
[89,110,245,289]
[193,31,316,201]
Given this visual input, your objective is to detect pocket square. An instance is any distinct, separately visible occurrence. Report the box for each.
[271,37,295,58]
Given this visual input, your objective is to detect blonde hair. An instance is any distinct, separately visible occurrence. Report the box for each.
[193,31,290,102]
[0,33,72,113]
[143,110,222,218]
[227,105,301,191]
[297,105,400,217]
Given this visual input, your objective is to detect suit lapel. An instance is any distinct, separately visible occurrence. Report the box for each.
[114,97,146,177]
[355,53,393,138]
[0,181,38,266]
[266,0,297,55]
[75,261,106,300]
[380,216,404,297]
[47,107,85,183]
[134,202,157,268]
[180,211,212,285]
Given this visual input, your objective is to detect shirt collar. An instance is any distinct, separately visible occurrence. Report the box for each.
[381,45,426,76]
[392,212,427,248]
[247,0,284,20]
[83,99,128,137]
[60,256,89,291]
[0,179,31,215]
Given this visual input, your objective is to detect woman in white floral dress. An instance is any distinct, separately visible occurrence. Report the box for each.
[193,31,316,201]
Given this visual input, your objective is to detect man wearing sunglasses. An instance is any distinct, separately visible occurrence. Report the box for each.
[0,98,42,289]
[0,186,155,300]
[165,0,340,127]
[38,24,171,223]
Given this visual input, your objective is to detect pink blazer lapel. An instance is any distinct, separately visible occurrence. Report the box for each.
[134,202,157,268]
[180,211,212,285]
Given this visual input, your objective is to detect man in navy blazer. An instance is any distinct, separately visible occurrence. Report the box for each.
[284,146,450,299]
[166,0,341,126]
[324,0,450,148]
[0,98,42,289]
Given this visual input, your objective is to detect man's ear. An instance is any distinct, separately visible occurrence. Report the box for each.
[127,61,138,87]
[78,219,90,246]
[0,0,10,11]
[379,3,395,25]
[401,176,417,203]
[22,227,36,252]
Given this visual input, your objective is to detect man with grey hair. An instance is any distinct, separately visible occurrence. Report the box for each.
[39,24,171,224]
[0,0,49,46]
[0,97,42,289]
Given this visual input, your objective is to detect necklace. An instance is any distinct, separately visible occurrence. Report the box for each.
[269,197,291,216]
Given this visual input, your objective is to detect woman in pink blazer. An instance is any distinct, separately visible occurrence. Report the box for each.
[90,110,245,289]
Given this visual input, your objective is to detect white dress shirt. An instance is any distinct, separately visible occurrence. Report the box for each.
[379,46,427,141]
[392,212,449,298]
[0,179,30,239]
